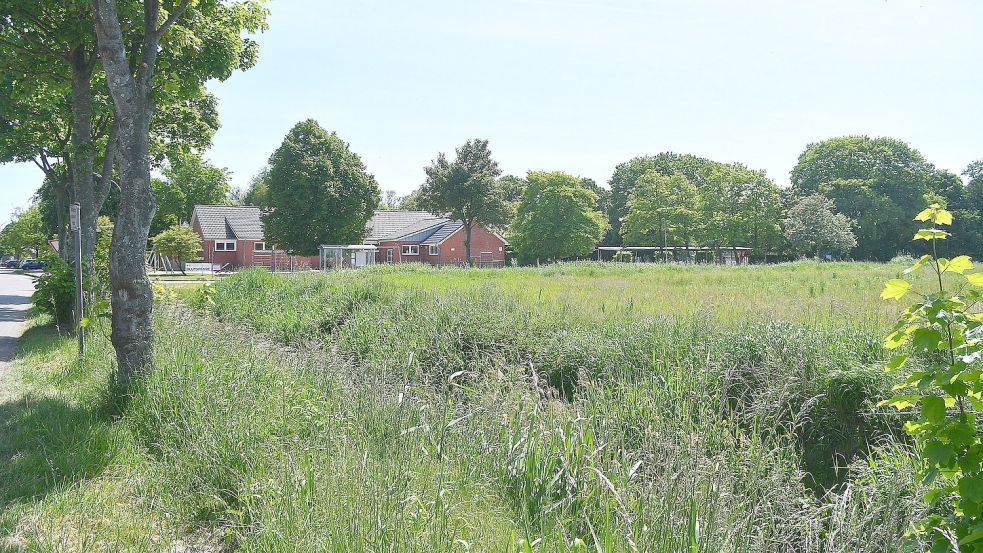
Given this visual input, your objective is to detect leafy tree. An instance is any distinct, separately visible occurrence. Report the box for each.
[397,188,424,211]
[263,119,380,255]
[700,165,784,260]
[879,204,983,551]
[620,171,700,261]
[89,0,268,386]
[578,177,611,215]
[241,165,270,208]
[150,153,231,236]
[151,224,201,274]
[0,0,224,273]
[419,139,509,264]
[606,153,720,244]
[509,171,607,264]
[789,136,961,260]
[0,206,48,259]
[783,194,856,259]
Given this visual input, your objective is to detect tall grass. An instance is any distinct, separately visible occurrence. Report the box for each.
[2,263,926,551]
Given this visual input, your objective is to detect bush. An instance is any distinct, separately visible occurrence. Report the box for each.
[32,258,75,328]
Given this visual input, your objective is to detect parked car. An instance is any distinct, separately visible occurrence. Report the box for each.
[4,259,18,268]
[19,259,45,270]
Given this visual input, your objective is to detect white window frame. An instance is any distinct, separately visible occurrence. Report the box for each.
[254,242,271,252]
[386,249,393,263]
[428,245,439,256]
[215,240,236,252]
[401,245,419,256]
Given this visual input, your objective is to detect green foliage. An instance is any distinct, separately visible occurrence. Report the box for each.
[789,136,979,261]
[151,153,232,236]
[31,215,112,329]
[783,194,857,258]
[31,258,75,328]
[607,153,783,253]
[263,119,381,255]
[880,204,983,551]
[241,165,271,208]
[152,225,202,273]
[0,205,48,258]
[621,171,700,254]
[419,139,509,263]
[509,171,607,264]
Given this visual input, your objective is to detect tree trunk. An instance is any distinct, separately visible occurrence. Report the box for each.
[69,47,95,274]
[107,107,156,388]
[464,222,473,267]
[91,0,176,389]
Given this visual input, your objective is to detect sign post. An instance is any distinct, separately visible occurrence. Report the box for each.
[69,203,84,356]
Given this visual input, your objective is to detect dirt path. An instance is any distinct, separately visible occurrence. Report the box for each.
[0,270,36,375]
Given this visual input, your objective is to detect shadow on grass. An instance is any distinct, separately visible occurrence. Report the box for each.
[0,323,114,543]
[12,323,70,362]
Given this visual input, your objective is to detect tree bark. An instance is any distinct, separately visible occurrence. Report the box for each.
[91,0,178,389]
[69,47,94,273]
[463,221,473,266]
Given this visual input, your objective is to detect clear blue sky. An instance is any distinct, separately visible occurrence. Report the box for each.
[2,0,982,225]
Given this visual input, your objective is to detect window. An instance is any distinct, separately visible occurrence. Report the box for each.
[254,242,271,251]
[498,246,503,252]
[401,245,419,256]
[386,249,393,263]
[428,245,439,256]
[215,241,236,252]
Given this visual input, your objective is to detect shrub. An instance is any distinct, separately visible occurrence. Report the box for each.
[32,258,75,328]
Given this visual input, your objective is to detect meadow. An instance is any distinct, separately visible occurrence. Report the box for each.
[1,261,934,552]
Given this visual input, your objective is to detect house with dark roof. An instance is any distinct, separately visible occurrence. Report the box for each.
[190,205,319,270]
[366,210,508,266]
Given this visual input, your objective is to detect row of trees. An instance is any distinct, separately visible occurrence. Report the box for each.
[236,126,983,264]
[1,0,269,388]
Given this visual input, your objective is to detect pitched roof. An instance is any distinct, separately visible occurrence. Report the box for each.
[421,221,464,245]
[191,205,265,241]
[365,210,447,242]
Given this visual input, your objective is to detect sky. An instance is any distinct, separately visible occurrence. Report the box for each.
[1,0,982,225]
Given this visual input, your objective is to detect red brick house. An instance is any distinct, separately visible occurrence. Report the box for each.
[366,210,508,267]
[190,205,319,270]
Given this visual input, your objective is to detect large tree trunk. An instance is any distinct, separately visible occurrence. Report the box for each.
[69,47,94,273]
[91,0,175,389]
[69,47,118,276]
[108,110,156,387]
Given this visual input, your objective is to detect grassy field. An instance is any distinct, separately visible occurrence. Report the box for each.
[0,262,933,551]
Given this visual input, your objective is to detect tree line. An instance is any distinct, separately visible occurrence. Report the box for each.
[241,126,983,264]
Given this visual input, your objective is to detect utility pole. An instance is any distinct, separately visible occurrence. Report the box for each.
[69,203,84,356]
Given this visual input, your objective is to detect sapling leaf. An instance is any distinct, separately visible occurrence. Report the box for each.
[881,279,912,300]
[941,255,974,275]
[915,229,949,241]
[921,396,946,423]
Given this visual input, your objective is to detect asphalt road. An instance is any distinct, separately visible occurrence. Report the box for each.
[0,270,36,373]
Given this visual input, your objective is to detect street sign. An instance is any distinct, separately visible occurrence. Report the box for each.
[48,239,59,253]
[69,203,80,231]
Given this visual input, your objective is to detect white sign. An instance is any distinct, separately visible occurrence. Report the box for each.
[69,203,81,231]
[184,263,213,274]
[48,239,59,253]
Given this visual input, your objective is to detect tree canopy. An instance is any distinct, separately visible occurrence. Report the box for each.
[509,171,607,264]
[789,136,961,260]
[263,119,380,255]
[620,171,700,256]
[150,153,231,236]
[783,194,857,258]
[151,224,202,274]
[418,139,509,264]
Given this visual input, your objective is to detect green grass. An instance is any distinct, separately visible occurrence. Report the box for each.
[0,262,933,551]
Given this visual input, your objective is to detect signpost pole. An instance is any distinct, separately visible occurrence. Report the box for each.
[69,203,84,356]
